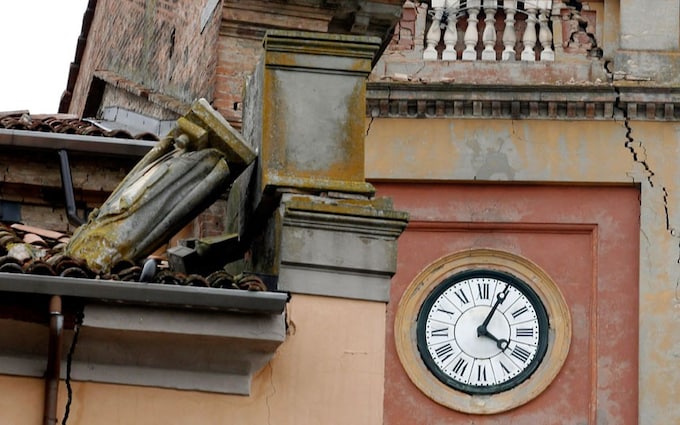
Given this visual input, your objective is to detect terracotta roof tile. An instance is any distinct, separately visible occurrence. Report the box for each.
[0,112,160,141]
[0,221,263,291]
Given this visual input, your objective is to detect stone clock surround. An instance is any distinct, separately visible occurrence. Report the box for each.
[395,249,571,415]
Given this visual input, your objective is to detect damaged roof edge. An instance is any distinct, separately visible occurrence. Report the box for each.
[0,128,155,158]
[0,273,289,314]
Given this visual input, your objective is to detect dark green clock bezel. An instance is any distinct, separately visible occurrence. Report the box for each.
[416,269,549,395]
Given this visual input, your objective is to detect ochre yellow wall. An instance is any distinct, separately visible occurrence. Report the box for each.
[0,294,386,425]
[366,119,640,182]
[0,375,43,424]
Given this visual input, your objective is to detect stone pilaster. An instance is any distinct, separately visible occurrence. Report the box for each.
[246,30,382,198]
[614,0,680,84]
[238,30,408,299]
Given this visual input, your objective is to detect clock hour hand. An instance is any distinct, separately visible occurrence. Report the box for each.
[477,327,509,351]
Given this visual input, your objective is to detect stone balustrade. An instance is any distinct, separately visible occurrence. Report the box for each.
[424,0,554,62]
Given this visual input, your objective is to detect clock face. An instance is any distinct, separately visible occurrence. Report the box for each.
[416,270,549,395]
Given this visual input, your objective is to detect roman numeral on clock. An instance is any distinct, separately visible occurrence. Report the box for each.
[477,364,487,382]
[436,308,456,316]
[510,345,531,363]
[452,358,468,376]
[431,327,448,337]
[512,306,529,319]
[515,327,534,337]
[477,283,489,300]
[434,344,454,362]
[454,289,470,304]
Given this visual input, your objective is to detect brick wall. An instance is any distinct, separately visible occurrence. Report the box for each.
[69,0,222,118]
[195,198,228,238]
[1,149,136,233]
[213,36,262,126]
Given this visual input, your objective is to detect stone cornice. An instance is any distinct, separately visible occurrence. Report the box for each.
[220,0,403,57]
[0,274,288,395]
[283,199,409,240]
[272,193,408,302]
[366,83,680,121]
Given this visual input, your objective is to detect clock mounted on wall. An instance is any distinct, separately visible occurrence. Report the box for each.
[417,269,549,395]
[395,249,571,414]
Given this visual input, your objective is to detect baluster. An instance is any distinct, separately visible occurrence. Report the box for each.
[521,1,538,61]
[481,0,498,60]
[538,2,554,61]
[442,0,460,60]
[462,0,481,61]
[424,0,445,60]
[502,0,517,60]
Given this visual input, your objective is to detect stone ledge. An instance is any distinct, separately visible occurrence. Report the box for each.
[71,304,286,395]
[0,273,288,314]
[274,194,408,302]
[0,274,288,395]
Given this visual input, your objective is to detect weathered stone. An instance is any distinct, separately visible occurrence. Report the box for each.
[245,30,382,199]
[65,99,256,272]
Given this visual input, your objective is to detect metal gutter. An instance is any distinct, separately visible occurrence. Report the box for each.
[0,128,155,158]
[57,150,86,226]
[0,273,288,314]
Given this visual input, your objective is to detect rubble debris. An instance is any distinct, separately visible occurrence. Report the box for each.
[0,221,267,291]
[167,233,241,275]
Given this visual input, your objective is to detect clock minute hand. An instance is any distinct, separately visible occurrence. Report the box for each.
[476,283,509,339]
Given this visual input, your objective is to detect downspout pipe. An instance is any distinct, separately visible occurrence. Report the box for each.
[58,150,85,227]
[44,295,63,425]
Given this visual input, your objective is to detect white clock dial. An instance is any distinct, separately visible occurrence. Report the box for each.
[417,270,549,395]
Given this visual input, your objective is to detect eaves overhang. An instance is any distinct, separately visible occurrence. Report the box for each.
[0,128,155,158]
[0,272,289,395]
[0,273,288,314]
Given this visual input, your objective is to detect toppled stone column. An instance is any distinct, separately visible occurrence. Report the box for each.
[65,99,256,273]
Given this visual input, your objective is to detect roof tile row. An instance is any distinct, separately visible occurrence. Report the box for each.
[0,112,159,141]
[0,222,264,291]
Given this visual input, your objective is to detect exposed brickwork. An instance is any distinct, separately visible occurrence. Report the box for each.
[69,0,222,118]
[195,198,228,238]
[389,1,417,51]
[16,205,74,234]
[213,36,262,126]
[561,8,598,54]
[1,149,136,233]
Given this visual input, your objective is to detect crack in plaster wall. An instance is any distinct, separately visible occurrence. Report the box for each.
[366,84,391,137]
[265,362,276,425]
[606,61,680,302]
[366,109,376,137]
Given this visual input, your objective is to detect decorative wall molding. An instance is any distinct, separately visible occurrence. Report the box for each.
[367,83,680,121]
[272,193,409,302]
